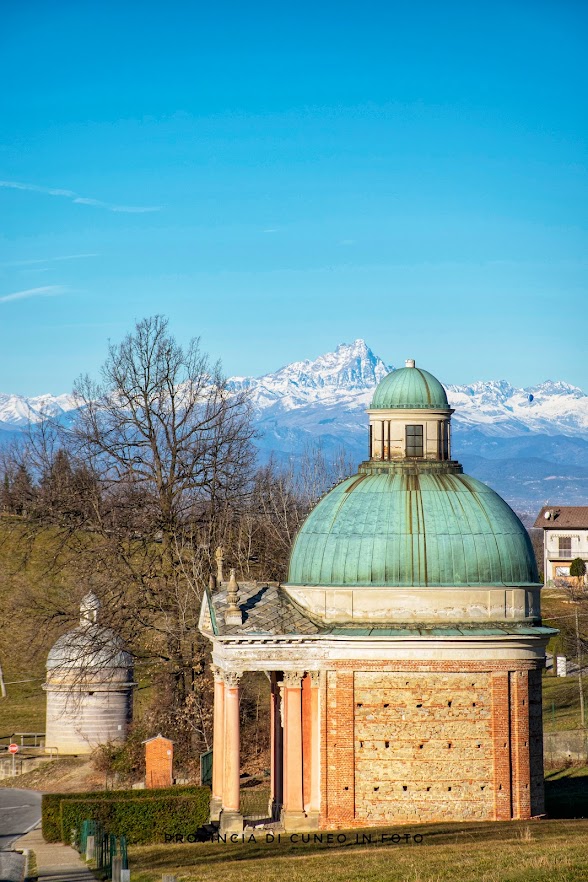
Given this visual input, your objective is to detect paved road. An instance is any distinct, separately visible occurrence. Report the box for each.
[0,788,42,850]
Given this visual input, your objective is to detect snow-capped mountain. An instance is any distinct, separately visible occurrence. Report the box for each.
[0,392,76,427]
[1,339,587,513]
[228,340,588,438]
[228,339,391,411]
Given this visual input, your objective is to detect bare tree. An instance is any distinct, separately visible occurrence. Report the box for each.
[2,317,256,757]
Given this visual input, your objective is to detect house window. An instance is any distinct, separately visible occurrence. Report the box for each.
[558,537,572,559]
[406,425,423,457]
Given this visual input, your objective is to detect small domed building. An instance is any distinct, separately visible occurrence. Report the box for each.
[44,592,134,755]
[200,360,554,833]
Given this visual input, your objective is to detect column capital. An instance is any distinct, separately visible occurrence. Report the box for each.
[308,671,321,687]
[222,670,243,688]
[282,670,305,688]
[211,665,223,682]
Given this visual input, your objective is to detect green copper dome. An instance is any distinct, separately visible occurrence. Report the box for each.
[287,470,539,588]
[371,362,450,410]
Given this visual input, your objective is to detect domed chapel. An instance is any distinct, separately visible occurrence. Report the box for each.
[199,360,554,833]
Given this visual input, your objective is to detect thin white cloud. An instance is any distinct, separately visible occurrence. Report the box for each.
[0,179,160,214]
[0,285,68,304]
[3,253,99,268]
[263,228,278,233]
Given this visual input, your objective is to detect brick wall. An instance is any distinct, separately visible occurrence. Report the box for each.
[528,669,545,816]
[320,659,543,828]
[145,736,173,788]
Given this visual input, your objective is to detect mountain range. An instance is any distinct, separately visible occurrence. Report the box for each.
[2,339,587,519]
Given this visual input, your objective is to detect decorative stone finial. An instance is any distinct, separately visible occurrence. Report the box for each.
[209,573,217,592]
[224,568,242,626]
[405,358,415,368]
[80,592,100,625]
[215,546,224,584]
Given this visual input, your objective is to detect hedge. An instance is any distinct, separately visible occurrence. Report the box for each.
[60,793,210,845]
[42,786,208,843]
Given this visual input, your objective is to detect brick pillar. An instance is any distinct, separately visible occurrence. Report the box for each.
[510,670,532,819]
[491,671,512,820]
[528,668,545,816]
[144,735,173,789]
[219,671,243,834]
[282,670,306,830]
[325,670,355,826]
[210,667,225,821]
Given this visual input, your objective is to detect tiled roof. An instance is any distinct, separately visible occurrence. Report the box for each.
[208,583,321,637]
[204,582,556,640]
[534,506,588,529]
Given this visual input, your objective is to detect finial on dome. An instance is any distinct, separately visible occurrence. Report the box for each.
[405,359,415,368]
[80,592,100,625]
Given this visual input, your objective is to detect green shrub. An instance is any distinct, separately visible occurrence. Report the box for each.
[42,785,208,843]
[60,792,210,845]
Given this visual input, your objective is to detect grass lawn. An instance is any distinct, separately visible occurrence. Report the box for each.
[126,766,588,882]
[542,675,585,732]
[127,819,588,882]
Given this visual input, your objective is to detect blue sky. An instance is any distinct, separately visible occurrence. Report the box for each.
[1,1,586,395]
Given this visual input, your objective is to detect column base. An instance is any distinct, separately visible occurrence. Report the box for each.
[219,810,244,835]
[269,799,282,822]
[209,796,223,822]
[282,810,320,831]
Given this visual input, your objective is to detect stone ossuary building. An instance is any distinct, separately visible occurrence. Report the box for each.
[200,359,554,832]
[44,592,134,755]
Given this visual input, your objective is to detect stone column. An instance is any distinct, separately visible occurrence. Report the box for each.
[210,666,225,821]
[220,671,243,834]
[309,671,321,822]
[282,671,306,830]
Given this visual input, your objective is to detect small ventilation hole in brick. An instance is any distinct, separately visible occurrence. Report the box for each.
[357,702,363,708]
[384,703,389,708]
[374,786,379,792]
[359,741,364,748]
[426,786,431,792]
[481,786,485,791]
[499,784,503,791]
[447,700,452,707]
[504,742,507,748]
[419,744,423,749]
[385,741,390,748]
[448,742,452,749]
[416,703,422,708]
[403,786,407,792]
[448,787,452,792]
[524,741,528,747]
[344,786,349,791]
[477,743,481,749]
[522,699,526,706]
[472,702,476,707]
